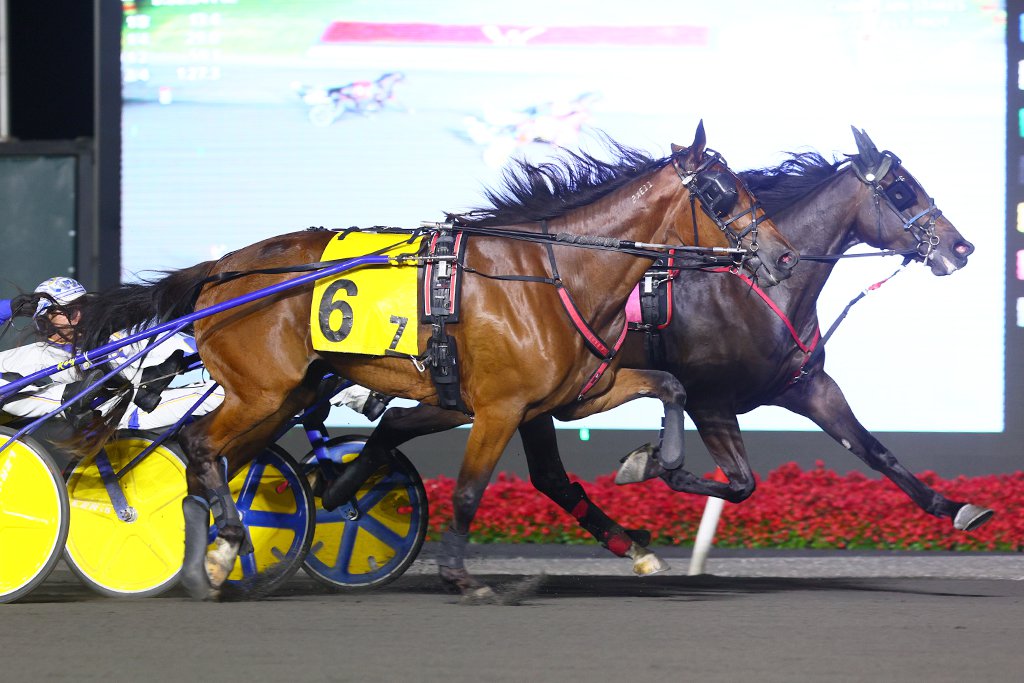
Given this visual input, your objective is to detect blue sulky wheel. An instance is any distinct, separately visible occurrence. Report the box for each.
[302,436,428,590]
[215,445,316,596]
[0,427,70,603]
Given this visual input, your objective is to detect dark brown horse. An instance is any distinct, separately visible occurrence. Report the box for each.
[77,122,797,599]
[610,127,991,530]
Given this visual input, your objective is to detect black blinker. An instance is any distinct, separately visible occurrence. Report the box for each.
[885,180,917,212]
[695,171,739,218]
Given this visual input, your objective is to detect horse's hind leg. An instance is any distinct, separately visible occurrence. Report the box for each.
[178,382,320,600]
[519,415,668,576]
[557,369,687,481]
[774,371,993,530]
[321,404,470,510]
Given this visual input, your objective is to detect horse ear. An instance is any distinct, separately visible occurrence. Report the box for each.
[670,143,684,153]
[850,125,880,164]
[678,120,707,169]
[691,119,707,156]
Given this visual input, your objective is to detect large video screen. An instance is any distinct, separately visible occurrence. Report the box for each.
[121,0,1007,432]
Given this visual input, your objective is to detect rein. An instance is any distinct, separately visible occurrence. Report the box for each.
[798,256,912,381]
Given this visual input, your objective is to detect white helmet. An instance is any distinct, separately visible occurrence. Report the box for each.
[33,277,87,317]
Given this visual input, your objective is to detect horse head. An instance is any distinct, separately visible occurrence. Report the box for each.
[849,126,974,275]
[670,121,799,285]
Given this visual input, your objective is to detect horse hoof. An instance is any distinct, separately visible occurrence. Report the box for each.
[627,542,670,576]
[205,537,238,589]
[953,504,995,531]
[459,585,498,605]
[615,444,663,485]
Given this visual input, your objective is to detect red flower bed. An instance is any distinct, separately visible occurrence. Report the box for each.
[423,462,1024,551]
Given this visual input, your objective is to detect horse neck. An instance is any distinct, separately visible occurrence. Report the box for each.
[771,170,870,326]
[550,167,703,329]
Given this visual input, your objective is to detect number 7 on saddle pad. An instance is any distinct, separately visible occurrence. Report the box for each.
[310,231,422,356]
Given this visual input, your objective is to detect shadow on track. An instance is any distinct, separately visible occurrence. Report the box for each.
[268,573,1001,604]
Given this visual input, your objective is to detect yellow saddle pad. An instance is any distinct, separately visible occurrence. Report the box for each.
[310,231,423,356]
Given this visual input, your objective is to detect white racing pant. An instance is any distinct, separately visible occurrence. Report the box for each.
[119,382,224,430]
[2,380,224,431]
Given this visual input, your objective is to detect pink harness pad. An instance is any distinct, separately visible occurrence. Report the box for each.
[625,284,642,325]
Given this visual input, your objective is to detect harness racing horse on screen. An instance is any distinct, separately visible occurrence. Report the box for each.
[77,122,798,599]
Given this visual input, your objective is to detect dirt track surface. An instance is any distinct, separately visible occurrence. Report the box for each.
[5,551,1023,683]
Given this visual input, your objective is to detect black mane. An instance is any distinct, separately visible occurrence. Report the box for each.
[450,138,673,227]
[739,152,844,215]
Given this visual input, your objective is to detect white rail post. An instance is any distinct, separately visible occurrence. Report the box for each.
[688,468,727,576]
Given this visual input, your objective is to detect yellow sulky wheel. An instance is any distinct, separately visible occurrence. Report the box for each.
[0,427,69,603]
[64,432,187,598]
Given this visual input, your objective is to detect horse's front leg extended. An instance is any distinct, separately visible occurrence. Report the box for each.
[615,407,759,503]
[438,406,522,599]
[774,371,994,531]
[558,368,688,474]
[519,415,667,576]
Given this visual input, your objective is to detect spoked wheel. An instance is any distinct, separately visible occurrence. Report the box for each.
[64,432,187,598]
[302,436,428,590]
[0,427,69,603]
[217,445,315,595]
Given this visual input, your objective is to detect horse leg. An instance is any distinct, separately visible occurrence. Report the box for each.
[558,368,688,478]
[519,414,668,576]
[437,406,523,598]
[178,380,321,600]
[321,404,470,510]
[774,371,993,531]
[615,401,760,501]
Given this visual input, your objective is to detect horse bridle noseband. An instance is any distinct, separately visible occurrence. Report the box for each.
[850,150,942,264]
[672,149,764,261]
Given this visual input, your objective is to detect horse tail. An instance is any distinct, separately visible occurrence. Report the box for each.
[75,260,217,354]
[59,260,217,459]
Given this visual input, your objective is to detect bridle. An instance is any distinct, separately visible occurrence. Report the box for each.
[672,149,765,263]
[849,150,943,264]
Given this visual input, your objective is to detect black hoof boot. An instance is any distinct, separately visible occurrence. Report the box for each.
[361,392,393,421]
[181,496,213,600]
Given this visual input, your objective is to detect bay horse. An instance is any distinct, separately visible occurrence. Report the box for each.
[373,126,989,569]
[76,122,797,599]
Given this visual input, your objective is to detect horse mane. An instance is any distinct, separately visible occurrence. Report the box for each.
[450,137,672,227]
[739,152,844,215]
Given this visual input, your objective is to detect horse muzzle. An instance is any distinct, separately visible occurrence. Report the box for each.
[748,248,799,286]
[928,238,973,276]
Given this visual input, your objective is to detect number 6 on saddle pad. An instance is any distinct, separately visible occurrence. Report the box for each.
[311,230,423,356]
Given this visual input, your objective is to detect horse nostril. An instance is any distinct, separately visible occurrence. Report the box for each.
[954,241,974,257]
[778,251,798,269]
